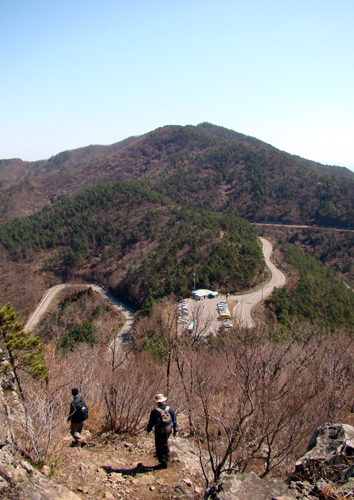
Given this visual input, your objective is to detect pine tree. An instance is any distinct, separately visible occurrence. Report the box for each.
[0,303,47,399]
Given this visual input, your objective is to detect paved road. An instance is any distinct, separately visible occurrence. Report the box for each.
[231,237,286,327]
[184,237,286,332]
[25,237,285,343]
[24,283,135,357]
[253,222,353,232]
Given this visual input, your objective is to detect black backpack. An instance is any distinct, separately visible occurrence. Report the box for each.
[74,398,89,421]
[156,406,172,434]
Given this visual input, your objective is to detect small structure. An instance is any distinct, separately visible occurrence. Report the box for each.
[192,289,213,300]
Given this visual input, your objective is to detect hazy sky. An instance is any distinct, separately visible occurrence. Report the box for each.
[1,0,354,170]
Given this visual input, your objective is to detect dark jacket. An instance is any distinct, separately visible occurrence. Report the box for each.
[68,396,87,424]
[147,403,178,434]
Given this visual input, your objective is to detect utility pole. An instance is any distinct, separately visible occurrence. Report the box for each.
[193,271,196,291]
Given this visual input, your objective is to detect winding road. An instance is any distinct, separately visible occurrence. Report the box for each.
[231,237,286,327]
[180,237,287,331]
[24,283,135,356]
[24,237,286,342]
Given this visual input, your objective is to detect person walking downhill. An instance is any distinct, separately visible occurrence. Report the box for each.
[68,388,88,447]
[147,394,178,469]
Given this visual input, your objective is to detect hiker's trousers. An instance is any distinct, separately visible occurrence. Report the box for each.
[155,431,171,464]
[70,421,85,444]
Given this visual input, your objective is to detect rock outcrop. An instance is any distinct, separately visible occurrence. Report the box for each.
[296,423,354,464]
[0,350,80,499]
[288,423,354,499]
[205,471,296,500]
[205,423,354,500]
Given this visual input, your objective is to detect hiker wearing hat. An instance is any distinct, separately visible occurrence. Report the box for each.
[67,388,88,447]
[147,394,178,469]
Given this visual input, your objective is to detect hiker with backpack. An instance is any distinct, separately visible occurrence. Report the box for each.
[68,387,88,447]
[146,393,178,469]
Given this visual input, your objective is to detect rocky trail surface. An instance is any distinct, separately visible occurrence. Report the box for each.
[0,345,205,500]
[54,431,205,500]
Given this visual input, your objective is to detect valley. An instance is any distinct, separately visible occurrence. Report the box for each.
[23,237,286,344]
[1,123,354,500]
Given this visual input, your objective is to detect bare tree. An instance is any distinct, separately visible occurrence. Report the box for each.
[173,323,354,485]
[130,298,179,396]
[100,353,163,433]
[9,384,67,464]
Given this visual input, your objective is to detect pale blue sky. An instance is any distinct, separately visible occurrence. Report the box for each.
[1,0,353,170]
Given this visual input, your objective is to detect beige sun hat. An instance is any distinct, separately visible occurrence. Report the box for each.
[155,393,167,403]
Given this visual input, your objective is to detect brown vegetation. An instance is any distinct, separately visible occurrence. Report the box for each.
[33,287,125,346]
[1,125,354,229]
[3,296,354,499]
[129,304,354,484]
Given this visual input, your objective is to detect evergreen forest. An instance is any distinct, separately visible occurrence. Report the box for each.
[0,181,264,310]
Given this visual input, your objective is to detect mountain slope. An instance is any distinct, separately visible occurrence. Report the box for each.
[0,181,264,314]
[265,242,354,331]
[198,122,354,179]
[0,134,141,184]
[1,124,353,228]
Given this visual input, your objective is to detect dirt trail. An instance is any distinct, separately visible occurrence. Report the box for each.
[55,431,204,500]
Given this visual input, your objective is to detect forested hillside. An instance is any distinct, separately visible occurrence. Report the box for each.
[198,122,354,179]
[265,242,354,332]
[0,181,264,313]
[1,124,354,228]
[0,134,140,185]
[257,224,354,285]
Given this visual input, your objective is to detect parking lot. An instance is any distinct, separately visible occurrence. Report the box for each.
[177,238,287,333]
[177,295,233,335]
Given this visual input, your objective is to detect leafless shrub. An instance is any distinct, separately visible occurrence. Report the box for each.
[172,323,354,485]
[187,305,215,344]
[100,353,164,433]
[8,296,354,483]
[8,383,67,465]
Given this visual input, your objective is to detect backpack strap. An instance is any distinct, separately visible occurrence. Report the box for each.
[73,397,82,410]
[156,406,169,413]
